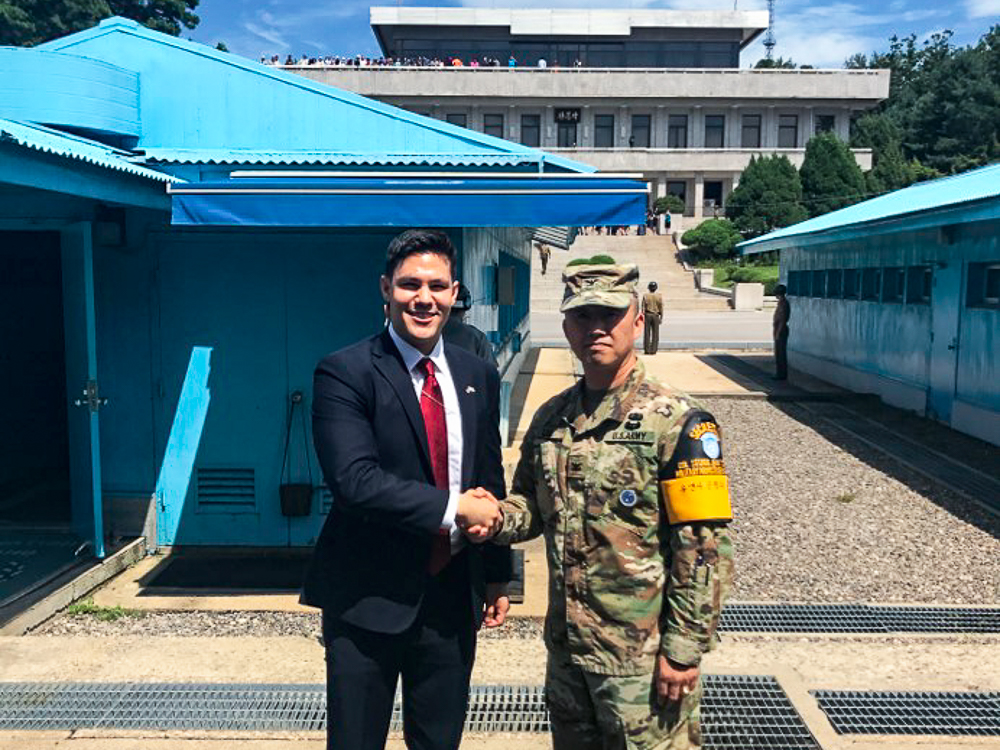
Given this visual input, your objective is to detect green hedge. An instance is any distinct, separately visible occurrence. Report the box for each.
[709,264,780,295]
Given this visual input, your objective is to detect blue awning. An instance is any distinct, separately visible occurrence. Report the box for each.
[168,174,648,228]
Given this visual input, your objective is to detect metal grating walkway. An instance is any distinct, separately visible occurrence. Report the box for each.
[721,603,1000,633]
[813,690,1000,735]
[0,677,819,748]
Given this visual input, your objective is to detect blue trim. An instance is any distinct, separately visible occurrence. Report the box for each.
[169,176,647,228]
[154,347,212,548]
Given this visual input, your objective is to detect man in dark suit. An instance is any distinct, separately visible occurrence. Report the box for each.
[302,229,511,750]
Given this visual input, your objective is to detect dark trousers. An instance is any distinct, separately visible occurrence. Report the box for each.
[775,328,789,379]
[322,554,475,750]
[643,314,660,354]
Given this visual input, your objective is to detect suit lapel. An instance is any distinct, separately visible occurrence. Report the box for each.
[372,330,431,470]
[445,345,478,489]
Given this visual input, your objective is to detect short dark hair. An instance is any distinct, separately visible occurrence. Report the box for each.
[385,229,456,280]
[774,284,787,296]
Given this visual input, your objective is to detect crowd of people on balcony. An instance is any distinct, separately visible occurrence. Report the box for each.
[262,54,585,69]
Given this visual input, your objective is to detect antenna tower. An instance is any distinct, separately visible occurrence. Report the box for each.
[764,0,776,61]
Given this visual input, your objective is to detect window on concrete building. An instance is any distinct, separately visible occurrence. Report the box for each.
[777,115,799,148]
[704,115,726,148]
[741,115,761,148]
[862,268,881,301]
[483,114,504,139]
[883,267,905,303]
[446,113,467,128]
[967,262,1000,308]
[906,266,932,304]
[631,114,651,148]
[594,115,615,148]
[828,269,844,298]
[520,114,540,147]
[668,115,688,148]
[843,269,859,299]
[557,121,578,148]
[815,114,836,135]
[703,181,724,214]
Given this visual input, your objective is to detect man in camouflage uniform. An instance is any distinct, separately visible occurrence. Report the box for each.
[488,261,734,750]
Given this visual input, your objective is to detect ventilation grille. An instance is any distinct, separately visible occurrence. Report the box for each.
[196,468,255,512]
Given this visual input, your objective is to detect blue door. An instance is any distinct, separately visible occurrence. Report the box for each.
[61,223,105,558]
[927,261,962,422]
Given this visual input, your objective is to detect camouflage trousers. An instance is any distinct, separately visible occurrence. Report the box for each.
[545,650,701,750]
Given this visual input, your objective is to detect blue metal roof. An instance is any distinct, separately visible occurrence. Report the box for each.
[38,18,596,174]
[741,162,1000,254]
[0,119,176,182]
[140,148,551,168]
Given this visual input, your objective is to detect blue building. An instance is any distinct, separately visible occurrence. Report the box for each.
[740,164,1000,447]
[0,18,645,569]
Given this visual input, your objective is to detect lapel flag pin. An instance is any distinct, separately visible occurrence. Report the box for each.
[466,385,476,394]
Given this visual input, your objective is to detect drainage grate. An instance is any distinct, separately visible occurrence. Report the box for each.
[0,678,818,747]
[813,690,1000,735]
[721,603,1000,634]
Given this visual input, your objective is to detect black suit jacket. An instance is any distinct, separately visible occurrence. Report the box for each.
[301,328,511,633]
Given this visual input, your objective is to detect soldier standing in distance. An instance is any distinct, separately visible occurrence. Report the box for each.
[772,284,790,380]
[538,243,552,275]
[642,281,663,355]
[474,261,734,750]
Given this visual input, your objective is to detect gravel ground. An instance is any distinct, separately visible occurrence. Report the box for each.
[704,397,1000,605]
[33,611,544,639]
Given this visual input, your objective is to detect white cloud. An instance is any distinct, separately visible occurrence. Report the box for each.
[965,0,1000,17]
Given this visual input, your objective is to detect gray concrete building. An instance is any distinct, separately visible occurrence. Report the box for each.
[286,8,890,224]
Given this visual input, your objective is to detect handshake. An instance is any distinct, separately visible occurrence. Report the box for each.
[456,488,503,543]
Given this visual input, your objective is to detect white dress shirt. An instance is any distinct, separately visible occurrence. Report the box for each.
[388,325,465,551]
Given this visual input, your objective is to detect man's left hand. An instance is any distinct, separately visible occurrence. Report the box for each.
[483,583,509,628]
[654,655,699,706]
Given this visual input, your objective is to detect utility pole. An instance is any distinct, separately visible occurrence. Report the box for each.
[764,0,776,61]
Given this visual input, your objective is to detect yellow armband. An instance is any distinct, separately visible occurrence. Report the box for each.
[659,411,733,525]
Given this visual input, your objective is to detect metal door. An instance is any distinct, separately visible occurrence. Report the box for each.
[61,223,105,558]
[927,262,962,422]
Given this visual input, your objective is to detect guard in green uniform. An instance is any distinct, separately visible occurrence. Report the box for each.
[492,262,735,750]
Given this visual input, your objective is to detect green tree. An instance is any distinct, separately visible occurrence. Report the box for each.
[844,27,1000,175]
[725,154,807,238]
[851,113,916,194]
[653,194,685,215]
[681,219,743,261]
[753,56,798,69]
[0,0,198,46]
[800,132,868,217]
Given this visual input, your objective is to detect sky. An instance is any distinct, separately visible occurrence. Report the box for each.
[187,0,999,68]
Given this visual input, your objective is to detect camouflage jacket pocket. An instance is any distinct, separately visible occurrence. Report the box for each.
[589,443,660,540]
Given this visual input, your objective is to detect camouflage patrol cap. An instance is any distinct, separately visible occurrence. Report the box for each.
[560,263,640,312]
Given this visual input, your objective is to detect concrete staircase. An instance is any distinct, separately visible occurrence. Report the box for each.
[532,233,731,313]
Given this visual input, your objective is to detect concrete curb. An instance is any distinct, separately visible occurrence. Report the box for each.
[0,537,147,636]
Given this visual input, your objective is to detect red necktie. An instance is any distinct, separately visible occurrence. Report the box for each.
[420,358,451,574]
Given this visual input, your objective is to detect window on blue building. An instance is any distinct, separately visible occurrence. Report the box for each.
[483,114,504,138]
[811,269,826,297]
[905,266,932,304]
[862,268,881,300]
[967,262,1000,308]
[883,267,905,303]
[843,269,859,299]
[827,269,843,298]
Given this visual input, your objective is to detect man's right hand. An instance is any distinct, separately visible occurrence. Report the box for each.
[457,488,502,542]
